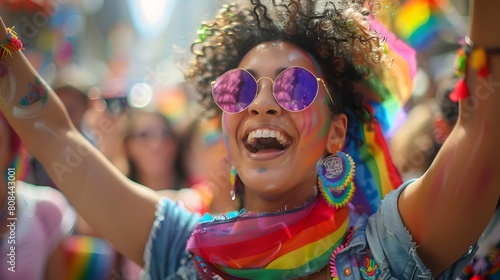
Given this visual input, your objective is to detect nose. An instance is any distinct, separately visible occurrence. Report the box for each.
[247,77,282,116]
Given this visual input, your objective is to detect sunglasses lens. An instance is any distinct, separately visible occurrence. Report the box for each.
[274,67,318,111]
[213,69,257,113]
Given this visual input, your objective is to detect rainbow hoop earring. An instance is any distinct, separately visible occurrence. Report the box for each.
[229,166,242,201]
[318,143,356,209]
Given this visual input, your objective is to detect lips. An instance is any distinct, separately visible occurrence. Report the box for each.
[244,128,291,153]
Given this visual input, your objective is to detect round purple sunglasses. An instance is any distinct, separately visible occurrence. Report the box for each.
[211,66,334,114]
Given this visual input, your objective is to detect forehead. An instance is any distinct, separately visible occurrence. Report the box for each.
[238,41,320,76]
[132,113,168,128]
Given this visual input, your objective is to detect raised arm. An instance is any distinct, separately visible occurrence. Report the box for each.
[399,0,500,275]
[0,19,159,266]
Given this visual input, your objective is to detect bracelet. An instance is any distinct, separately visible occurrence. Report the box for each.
[0,27,24,77]
[0,27,24,61]
[451,37,500,101]
[456,36,500,77]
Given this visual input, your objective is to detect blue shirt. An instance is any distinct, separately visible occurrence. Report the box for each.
[143,182,477,280]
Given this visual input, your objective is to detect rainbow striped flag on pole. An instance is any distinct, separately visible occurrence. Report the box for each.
[394,0,449,52]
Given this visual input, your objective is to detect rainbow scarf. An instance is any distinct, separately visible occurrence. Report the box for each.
[187,195,350,279]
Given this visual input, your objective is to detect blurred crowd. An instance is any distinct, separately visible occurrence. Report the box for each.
[1,0,498,280]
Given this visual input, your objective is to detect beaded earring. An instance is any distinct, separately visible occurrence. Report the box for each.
[229,166,242,201]
[318,143,356,209]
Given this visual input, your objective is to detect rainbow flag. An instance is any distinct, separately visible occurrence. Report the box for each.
[65,235,118,280]
[394,0,449,52]
[341,16,417,215]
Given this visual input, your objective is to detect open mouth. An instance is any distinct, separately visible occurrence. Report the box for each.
[244,129,291,153]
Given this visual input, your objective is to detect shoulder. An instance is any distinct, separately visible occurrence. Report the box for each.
[143,198,201,280]
[153,197,202,229]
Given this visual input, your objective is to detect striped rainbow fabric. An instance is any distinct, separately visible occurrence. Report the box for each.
[64,235,117,280]
[344,16,417,215]
[11,147,30,181]
[394,0,448,51]
[188,196,350,279]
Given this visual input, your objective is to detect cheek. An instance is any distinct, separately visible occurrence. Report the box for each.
[163,138,177,150]
[295,103,331,160]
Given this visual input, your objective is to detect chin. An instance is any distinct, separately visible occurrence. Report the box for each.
[241,175,286,194]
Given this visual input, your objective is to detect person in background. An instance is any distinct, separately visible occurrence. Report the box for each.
[0,112,76,280]
[82,84,130,177]
[433,78,459,146]
[390,98,441,181]
[125,108,188,192]
[189,116,239,213]
[122,108,191,280]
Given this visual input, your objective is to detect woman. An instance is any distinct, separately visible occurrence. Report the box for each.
[125,109,187,192]
[0,0,499,279]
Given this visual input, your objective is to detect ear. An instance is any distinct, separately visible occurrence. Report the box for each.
[433,117,452,144]
[326,113,348,154]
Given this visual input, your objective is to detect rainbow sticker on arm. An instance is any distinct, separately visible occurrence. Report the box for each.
[19,79,48,107]
[11,77,50,119]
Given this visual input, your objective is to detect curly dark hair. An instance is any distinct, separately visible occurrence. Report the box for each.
[184,0,387,121]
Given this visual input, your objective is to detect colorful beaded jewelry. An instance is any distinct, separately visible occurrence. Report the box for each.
[0,27,24,78]
[318,150,356,209]
[0,27,24,61]
[229,166,242,201]
[451,37,500,101]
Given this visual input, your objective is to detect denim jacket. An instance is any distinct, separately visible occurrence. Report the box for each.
[333,181,476,280]
[143,182,477,280]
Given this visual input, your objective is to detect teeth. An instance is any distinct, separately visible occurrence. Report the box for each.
[247,129,290,147]
[262,129,270,138]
